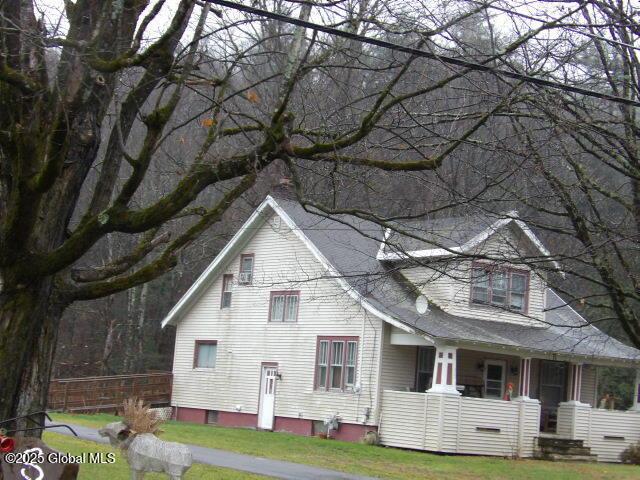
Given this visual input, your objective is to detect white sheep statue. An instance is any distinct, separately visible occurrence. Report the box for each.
[99,421,192,480]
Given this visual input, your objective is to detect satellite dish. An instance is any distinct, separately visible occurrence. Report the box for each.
[415,295,430,314]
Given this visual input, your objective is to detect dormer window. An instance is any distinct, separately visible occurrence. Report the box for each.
[239,254,254,284]
[471,264,529,312]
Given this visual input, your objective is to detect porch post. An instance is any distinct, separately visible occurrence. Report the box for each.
[567,362,583,403]
[632,369,640,411]
[428,345,459,395]
[517,357,532,399]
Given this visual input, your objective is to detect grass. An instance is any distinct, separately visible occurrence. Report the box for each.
[50,412,640,480]
[43,432,268,480]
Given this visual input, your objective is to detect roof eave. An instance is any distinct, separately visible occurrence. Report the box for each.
[423,334,640,366]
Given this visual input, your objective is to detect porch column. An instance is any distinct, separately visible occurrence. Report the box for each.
[428,345,459,395]
[632,370,640,411]
[517,357,532,399]
[567,362,583,403]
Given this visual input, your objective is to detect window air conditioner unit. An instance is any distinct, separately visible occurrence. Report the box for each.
[239,272,252,284]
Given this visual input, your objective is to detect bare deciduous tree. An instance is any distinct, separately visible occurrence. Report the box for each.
[0,0,545,428]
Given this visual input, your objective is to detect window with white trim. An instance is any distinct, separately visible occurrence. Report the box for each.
[269,291,299,322]
[315,337,358,391]
[221,274,233,308]
[471,264,529,312]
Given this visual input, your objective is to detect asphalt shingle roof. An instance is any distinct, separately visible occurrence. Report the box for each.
[276,197,640,362]
[384,214,499,252]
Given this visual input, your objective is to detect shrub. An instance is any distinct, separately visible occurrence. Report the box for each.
[620,442,640,464]
[122,398,164,435]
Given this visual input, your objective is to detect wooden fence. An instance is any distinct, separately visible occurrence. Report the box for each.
[47,372,172,412]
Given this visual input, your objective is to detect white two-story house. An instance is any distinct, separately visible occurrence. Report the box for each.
[163,194,640,462]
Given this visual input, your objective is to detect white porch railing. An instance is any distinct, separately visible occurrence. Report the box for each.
[379,390,541,457]
[557,402,640,462]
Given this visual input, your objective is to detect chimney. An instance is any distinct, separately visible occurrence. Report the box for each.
[271,177,296,199]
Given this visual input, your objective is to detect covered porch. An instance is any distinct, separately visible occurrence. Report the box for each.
[378,330,640,461]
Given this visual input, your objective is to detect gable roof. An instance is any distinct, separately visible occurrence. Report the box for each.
[162,195,640,363]
[161,196,423,338]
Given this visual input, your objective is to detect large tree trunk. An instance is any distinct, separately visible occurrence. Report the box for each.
[0,280,65,435]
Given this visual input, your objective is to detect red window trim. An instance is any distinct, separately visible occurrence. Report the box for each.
[239,253,255,284]
[469,262,530,314]
[193,340,218,369]
[268,290,301,322]
[314,336,359,391]
[220,274,233,309]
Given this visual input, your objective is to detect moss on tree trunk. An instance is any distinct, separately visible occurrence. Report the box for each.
[0,280,64,435]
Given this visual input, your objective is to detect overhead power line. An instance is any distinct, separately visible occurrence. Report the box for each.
[204,0,640,108]
[469,1,640,53]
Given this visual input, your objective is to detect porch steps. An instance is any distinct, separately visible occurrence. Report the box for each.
[536,437,597,463]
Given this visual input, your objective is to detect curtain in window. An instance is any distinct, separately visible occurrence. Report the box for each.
[196,344,217,368]
[510,273,527,311]
[330,341,344,388]
[221,275,233,308]
[240,256,254,283]
[346,341,357,386]
[285,294,298,321]
[491,271,508,306]
[471,269,490,303]
[317,340,329,388]
[271,295,285,321]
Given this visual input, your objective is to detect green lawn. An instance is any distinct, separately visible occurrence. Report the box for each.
[50,412,640,480]
[43,432,268,479]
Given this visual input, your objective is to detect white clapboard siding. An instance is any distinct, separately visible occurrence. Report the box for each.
[378,391,427,449]
[588,410,640,462]
[558,404,640,462]
[379,391,540,457]
[379,324,416,392]
[423,393,444,451]
[400,266,452,308]
[172,213,383,426]
[456,397,521,456]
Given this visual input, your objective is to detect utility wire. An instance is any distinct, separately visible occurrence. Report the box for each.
[204,0,640,107]
[470,1,640,53]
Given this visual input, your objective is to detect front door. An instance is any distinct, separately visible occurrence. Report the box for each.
[484,360,506,398]
[539,360,567,432]
[258,365,277,430]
